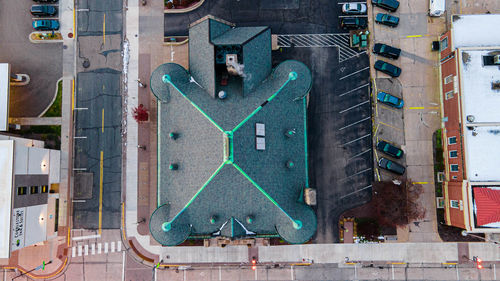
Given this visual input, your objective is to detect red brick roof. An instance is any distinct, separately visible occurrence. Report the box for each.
[474,187,500,226]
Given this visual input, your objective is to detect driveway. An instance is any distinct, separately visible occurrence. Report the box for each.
[0,0,62,117]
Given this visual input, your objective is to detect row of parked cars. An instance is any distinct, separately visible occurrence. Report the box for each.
[31,0,60,31]
[371,0,407,175]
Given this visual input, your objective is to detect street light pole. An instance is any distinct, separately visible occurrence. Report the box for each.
[12,260,52,280]
[461,231,500,245]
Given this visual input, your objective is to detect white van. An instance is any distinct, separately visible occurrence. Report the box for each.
[429,0,445,17]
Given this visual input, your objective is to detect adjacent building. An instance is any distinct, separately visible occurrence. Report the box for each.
[439,14,500,232]
[0,135,60,259]
[149,16,316,246]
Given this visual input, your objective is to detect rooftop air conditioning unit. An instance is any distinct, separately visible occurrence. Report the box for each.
[466,115,475,122]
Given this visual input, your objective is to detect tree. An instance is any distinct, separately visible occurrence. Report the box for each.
[132,104,149,122]
[371,180,425,227]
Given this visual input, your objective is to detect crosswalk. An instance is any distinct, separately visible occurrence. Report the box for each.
[276,33,366,62]
[72,240,122,257]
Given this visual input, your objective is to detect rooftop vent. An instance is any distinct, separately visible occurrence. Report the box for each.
[285,129,296,138]
[472,130,478,136]
[218,90,227,99]
[169,132,178,140]
[246,216,253,224]
[286,160,295,169]
[169,163,178,170]
[209,215,218,224]
[466,115,475,123]
[492,81,500,91]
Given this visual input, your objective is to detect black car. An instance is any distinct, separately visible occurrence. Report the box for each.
[33,0,58,3]
[340,17,368,29]
[378,157,406,175]
[375,13,400,27]
[374,60,401,77]
[377,141,404,158]
[371,0,400,12]
[31,5,58,17]
[373,43,401,59]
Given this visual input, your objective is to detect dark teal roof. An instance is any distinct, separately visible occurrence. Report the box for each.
[149,18,316,246]
[211,27,268,45]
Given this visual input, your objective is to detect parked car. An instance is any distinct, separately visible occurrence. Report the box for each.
[377,141,404,159]
[31,5,58,17]
[373,43,401,59]
[375,13,400,27]
[340,17,368,29]
[342,3,367,14]
[33,0,58,3]
[374,60,401,77]
[32,19,59,31]
[371,0,400,12]
[378,157,406,175]
[377,91,404,108]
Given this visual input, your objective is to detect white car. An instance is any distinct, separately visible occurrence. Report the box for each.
[342,3,367,15]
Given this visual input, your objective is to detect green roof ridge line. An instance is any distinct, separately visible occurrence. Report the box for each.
[231,72,297,133]
[162,74,224,133]
[231,162,297,225]
[162,161,227,229]
[157,102,162,207]
[231,217,234,237]
[303,99,309,188]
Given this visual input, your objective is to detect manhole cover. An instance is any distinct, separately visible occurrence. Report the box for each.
[82,59,90,68]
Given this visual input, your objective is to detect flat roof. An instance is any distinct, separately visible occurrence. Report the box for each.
[459,49,500,181]
[0,140,14,258]
[0,64,10,131]
[452,14,500,48]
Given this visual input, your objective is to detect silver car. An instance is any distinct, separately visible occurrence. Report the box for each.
[342,3,367,14]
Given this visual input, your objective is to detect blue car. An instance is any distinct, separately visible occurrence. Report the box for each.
[32,19,59,31]
[377,91,404,108]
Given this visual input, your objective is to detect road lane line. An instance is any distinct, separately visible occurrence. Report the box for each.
[338,83,370,97]
[99,151,103,235]
[102,108,104,133]
[407,35,423,38]
[72,79,75,111]
[339,66,370,80]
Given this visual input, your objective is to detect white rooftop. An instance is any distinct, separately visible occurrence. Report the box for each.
[460,49,500,182]
[0,64,9,131]
[0,140,14,258]
[452,14,500,49]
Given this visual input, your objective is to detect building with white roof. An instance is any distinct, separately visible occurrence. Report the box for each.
[0,135,60,259]
[439,14,500,232]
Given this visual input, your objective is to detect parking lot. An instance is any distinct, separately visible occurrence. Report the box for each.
[0,0,62,117]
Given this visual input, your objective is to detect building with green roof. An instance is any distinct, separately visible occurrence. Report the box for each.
[149,15,316,246]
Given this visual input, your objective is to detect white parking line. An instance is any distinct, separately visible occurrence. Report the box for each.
[338,116,371,130]
[72,247,76,257]
[340,184,373,199]
[74,136,87,139]
[338,83,370,97]
[339,67,370,80]
[348,148,372,160]
[339,100,370,113]
[341,134,371,146]
[340,168,372,181]
[338,15,368,18]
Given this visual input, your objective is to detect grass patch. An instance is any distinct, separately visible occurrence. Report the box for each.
[43,80,62,117]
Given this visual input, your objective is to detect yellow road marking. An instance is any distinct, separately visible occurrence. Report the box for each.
[379,121,403,132]
[407,35,423,38]
[71,79,75,111]
[101,108,104,133]
[442,262,457,265]
[379,104,399,113]
[99,151,103,235]
[345,262,357,265]
[67,226,71,246]
[409,107,425,109]
[409,106,439,110]
[103,13,106,44]
[413,182,428,184]
[73,6,76,36]
[391,262,407,265]
[373,123,380,136]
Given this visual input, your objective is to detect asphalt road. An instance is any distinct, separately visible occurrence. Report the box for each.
[72,0,123,230]
[0,0,62,117]
[164,0,346,36]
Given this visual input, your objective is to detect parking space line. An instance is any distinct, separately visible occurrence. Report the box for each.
[341,133,371,146]
[348,148,372,160]
[340,168,372,181]
[338,116,371,131]
[377,138,398,146]
[339,100,370,113]
[339,67,370,80]
[379,121,403,132]
[338,83,370,97]
[379,104,400,113]
[337,1,367,4]
[74,136,87,139]
[340,184,372,199]
[338,15,368,18]
[373,123,380,136]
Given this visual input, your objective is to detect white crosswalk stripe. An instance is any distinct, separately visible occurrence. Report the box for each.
[71,241,122,257]
[276,33,366,62]
[78,245,82,256]
[72,246,76,257]
[104,242,109,253]
[117,241,121,252]
[98,243,102,254]
[91,243,96,255]
[84,244,89,256]
[111,241,115,253]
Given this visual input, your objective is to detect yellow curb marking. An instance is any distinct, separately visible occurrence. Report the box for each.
[391,262,407,265]
[98,151,103,235]
[103,13,106,44]
[413,182,428,184]
[409,107,425,109]
[71,79,75,111]
[409,106,439,110]
[407,35,423,38]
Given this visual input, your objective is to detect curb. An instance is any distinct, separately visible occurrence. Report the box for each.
[38,77,63,117]
[163,36,188,46]
[29,32,64,44]
[164,0,205,13]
